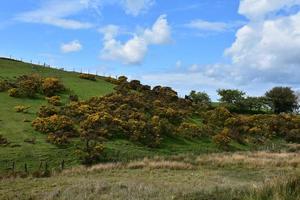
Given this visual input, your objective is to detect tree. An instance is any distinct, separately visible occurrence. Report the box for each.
[78,113,109,165]
[217,89,245,104]
[242,96,269,112]
[217,89,246,112]
[265,87,298,114]
[187,90,211,106]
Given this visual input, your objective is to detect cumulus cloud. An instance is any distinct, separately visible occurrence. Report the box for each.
[15,0,100,29]
[137,0,300,98]
[61,40,82,53]
[100,15,171,65]
[121,0,155,16]
[239,0,300,19]
[225,0,300,84]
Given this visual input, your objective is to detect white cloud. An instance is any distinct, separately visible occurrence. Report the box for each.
[239,0,300,19]
[186,19,245,33]
[225,1,300,84]
[15,0,154,29]
[188,64,200,72]
[100,15,171,65]
[15,0,100,29]
[137,1,300,98]
[61,40,82,53]
[187,20,229,32]
[121,0,155,16]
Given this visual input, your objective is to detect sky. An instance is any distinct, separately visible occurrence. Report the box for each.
[1,0,300,100]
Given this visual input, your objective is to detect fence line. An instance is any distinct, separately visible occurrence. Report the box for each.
[1,159,66,176]
[0,55,120,78]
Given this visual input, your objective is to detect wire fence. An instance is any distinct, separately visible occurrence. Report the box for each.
[0,160,66,177]
[0,55,119,79]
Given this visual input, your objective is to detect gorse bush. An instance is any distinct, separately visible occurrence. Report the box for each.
[32,115,76,144]
[79,74,97,81]
[42,77,65,97]
[213,128,231,149]
[46,96,62,106]
[37,106,59,118]
[0,80,11,92]
[33,80,193,149]
[14,105,31,113]
[16,74,42,98]
[206,110,300,148]
[8,88,21,97]
[2,74,66,98]
[76,141,105,165]
[176,122,206,139]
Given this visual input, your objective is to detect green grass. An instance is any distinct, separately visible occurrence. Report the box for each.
[0,58,116,172]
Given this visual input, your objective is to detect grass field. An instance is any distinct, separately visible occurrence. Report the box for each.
[1,151,299,200]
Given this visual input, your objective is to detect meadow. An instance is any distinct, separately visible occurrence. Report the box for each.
[0,58,299,200]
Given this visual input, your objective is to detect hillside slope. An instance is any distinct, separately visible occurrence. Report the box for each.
[0,58,219,172]
[0,58,116,171]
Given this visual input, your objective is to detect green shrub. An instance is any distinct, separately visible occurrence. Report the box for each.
[76,141,105,165]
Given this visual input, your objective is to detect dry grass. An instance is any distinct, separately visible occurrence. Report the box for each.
[62,158,195,175]
[1,151,300,200]
[60,151,300,176]
[196,151,300,168]
[243,175,300,200]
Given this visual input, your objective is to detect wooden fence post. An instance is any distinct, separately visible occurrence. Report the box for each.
[12,161,15,172]
[24,163,28,173]
[61,160,65,170]
[39,161,43,171]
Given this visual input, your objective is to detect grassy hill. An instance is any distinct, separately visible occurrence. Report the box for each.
[0,58,299,200]
[0,58,224,173]
[0,58,117,171]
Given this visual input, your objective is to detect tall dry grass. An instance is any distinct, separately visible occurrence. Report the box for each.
[61,151,300,176]
[196,151,300,168]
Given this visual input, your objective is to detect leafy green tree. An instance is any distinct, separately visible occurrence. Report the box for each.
[188,90,211,106]
[265,87,298,114]
[242,96,269,112]
[217,89,247,112]
[217,89,245,104]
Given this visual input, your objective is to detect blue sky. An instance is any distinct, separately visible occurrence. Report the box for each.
[1,0,300,99]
